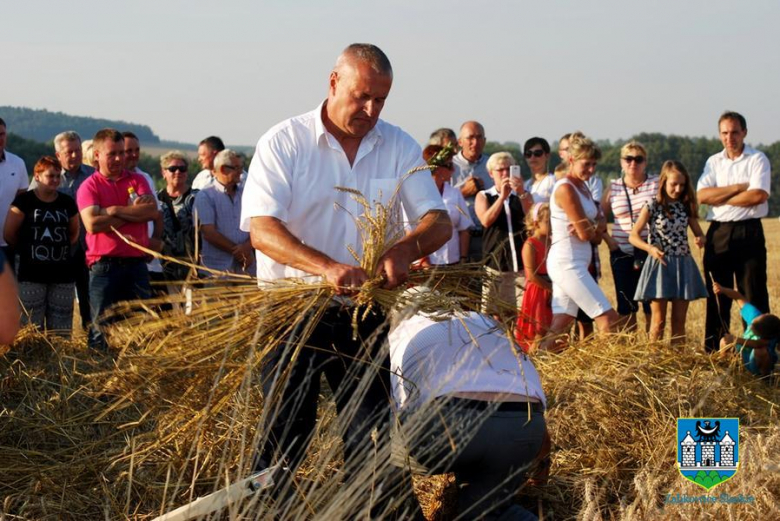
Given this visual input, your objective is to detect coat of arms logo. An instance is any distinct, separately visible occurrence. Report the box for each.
[677,417,739,490]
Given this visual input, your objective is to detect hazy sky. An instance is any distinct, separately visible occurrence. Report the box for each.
[4,0,779,148]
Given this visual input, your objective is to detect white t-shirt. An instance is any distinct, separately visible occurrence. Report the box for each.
[419,183,472,265]
[697,146,771,222]
[524,173,556,203]
[0,151,29,247]
[389,312,547,411]
[134,167,163,273]
[191,169,213,190]
[240,102,445,281]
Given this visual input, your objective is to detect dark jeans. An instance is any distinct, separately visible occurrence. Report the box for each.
[703,219,769,352]
[88,257,151,349]
[398,397,545,520]
[72,248,91,330]
[610,249,651,316]
[257,306,421,519]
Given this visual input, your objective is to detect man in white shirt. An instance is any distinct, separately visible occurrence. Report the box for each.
[0,117,29,272]
[191,136,225,190]
[697,111,771,352]
[241,43,450,517]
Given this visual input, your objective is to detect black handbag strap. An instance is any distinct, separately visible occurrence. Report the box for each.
[622,177,636,224]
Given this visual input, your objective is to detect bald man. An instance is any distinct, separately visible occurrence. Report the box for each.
[452,120,491,261]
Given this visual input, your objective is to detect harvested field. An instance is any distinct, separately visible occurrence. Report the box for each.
[1,220,779,520]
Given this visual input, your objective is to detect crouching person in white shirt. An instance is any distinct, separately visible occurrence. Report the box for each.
[389,304,547,520]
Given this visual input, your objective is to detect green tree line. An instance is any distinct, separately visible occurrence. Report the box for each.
[8,130,780,214]
[1,106,160,145]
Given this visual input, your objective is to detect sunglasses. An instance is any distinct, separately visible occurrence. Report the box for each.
[623,156,645,164]
[166,165,187,173]
[524,149,546,158]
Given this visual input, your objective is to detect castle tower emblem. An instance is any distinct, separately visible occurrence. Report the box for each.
[676,418,740,490]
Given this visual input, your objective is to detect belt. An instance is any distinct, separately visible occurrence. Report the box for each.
[446,397,544,413]
[712,218,762,227]
[95,256,145,266]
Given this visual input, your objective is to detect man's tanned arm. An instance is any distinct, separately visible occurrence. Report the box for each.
[250,216,369,294]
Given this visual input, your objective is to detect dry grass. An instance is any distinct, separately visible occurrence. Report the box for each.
[1,213,779,520]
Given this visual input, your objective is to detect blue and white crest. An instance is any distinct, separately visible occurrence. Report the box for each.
[677,417,739,490]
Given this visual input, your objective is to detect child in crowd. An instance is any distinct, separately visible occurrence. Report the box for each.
[629,160,707,344]
[3,157,79,337]
[516,203,552,352]
[712,283,779,377]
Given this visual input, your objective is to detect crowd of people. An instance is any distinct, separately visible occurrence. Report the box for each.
[1,42,778,519]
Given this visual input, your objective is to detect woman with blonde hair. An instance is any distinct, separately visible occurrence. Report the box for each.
[602,141,658,331]
[539,134,618,350]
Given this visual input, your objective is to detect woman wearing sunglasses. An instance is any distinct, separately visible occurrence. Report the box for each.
[523,137,556,203]
[601,141,658,331]
[158,151,199,282]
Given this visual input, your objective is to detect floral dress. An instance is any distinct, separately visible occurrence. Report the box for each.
[633,200,708,301]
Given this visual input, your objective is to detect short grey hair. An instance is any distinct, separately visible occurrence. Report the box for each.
[53,131,82,152]
[428,128,457,146]
[160,150,189,170]
[486,151,517,172]
[335,43,393,76]
[213,148,241,171]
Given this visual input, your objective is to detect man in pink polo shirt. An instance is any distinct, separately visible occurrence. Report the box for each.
[77,128,159,350]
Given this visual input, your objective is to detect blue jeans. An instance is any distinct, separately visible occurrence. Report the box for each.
[88,258,151,349]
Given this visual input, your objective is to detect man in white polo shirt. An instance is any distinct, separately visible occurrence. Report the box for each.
[0,117,29,272]
[697,111,771,352]
[241,43,450,517]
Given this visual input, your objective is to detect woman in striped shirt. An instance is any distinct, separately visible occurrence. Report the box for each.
[601,141,658,331]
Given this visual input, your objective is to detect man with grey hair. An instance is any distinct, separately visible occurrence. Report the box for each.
[453,120,491,261]
[242,43,449,518]
[194,149,254,275]
[28,130,94,328]
[428,127,457,148]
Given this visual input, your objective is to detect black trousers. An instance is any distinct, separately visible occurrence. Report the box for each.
[72,248,91,330]
[703,219,769,352]
[258,306,392,470]
[257,306,422,518]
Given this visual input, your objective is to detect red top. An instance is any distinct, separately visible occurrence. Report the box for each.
[76,170,152,266]
[523,236,548,279]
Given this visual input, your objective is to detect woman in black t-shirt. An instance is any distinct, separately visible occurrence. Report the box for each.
[4,157,79,337]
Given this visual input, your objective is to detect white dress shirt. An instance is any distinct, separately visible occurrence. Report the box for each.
[0,151,29,247]
[240,102,445,281]
[389,312,547,411]
[697,145,771,222]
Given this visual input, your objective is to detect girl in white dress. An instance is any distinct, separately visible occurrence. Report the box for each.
[539,134,619,350]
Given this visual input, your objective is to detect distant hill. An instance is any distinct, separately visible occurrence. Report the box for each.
[0,106,160,145]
